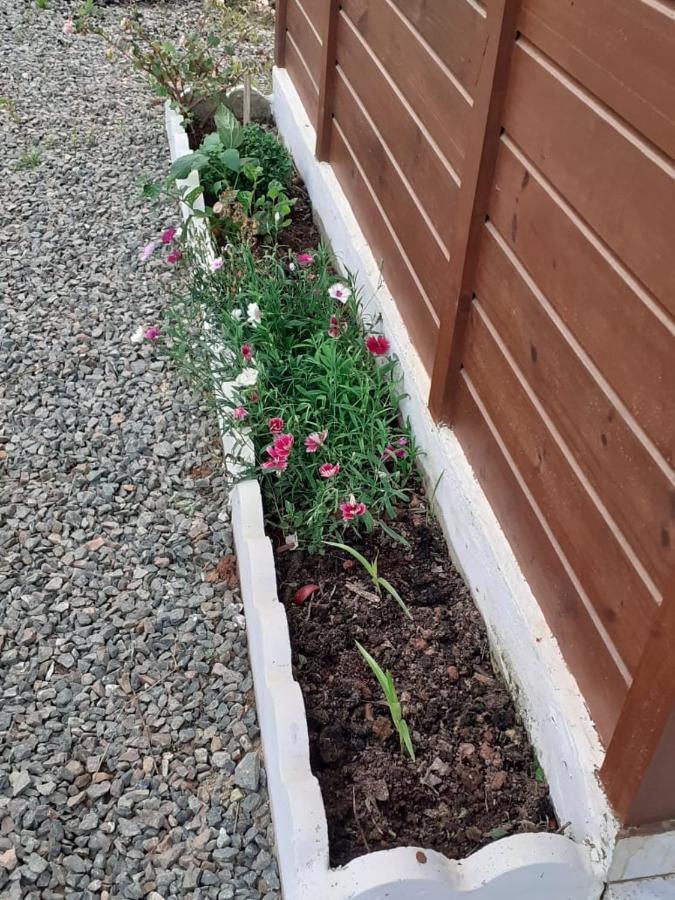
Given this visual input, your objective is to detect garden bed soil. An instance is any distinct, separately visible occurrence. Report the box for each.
[276,496,556,867]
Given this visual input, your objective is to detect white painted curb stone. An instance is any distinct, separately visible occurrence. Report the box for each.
[165,100,602,900]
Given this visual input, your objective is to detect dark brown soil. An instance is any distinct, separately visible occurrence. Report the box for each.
[276,497,556,866]
[278,176,322,255]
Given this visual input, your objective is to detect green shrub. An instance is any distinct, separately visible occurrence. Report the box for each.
[166,243,416,550]
[238,124,294,194]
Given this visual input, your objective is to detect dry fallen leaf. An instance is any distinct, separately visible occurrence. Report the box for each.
[293,584,320,605]
[204,554,239,587]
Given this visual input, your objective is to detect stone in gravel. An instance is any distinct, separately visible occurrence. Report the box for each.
[233,752,260,791]
[9,770,30,797]
[117,818,141,838]
[154,441,174,459]
[0,848,17,870]
[64,854,88,874]
[27,852,48,875]
[86,782,110,801]
[80,812,99,832]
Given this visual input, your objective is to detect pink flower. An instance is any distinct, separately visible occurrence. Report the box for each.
[241,344,253,363]
[268,417,284,434]
[211,257,223,272]
[340,495,367,522]
[140,241,155,262]
[63,19,75,35]
[297,252,314,267]
[232,406,248,421]
[273,433,295,455]
[327,315,344,339]
[304,430,328,453]
[143,326,161,342]
[262,457,288,473]
[366,335,390,356]
[161,226,177,245]
[382,437,409,462]
[262,433,294,473]
[328,282,352,304]
[319,463,340,479]
[167,249,182,264]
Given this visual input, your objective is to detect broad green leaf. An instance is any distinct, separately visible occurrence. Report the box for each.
[201,132,223,152]
[221,148,242,173]
[215,104,243,149]
[170,151,208,181]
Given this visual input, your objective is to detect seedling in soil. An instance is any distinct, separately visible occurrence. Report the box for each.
[325,541,412,619]
[355,641,415,762]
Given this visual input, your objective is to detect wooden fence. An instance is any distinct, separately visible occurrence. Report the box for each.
[275,0,675,827]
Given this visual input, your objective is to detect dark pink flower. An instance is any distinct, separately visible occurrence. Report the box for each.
[232,406,248,421]
[262,457,288,473]
[241,344,253,363]
[143,325,161,342]
[273,433,295,455]
[340,495,367,522]
[304,430,328,453]
[327,315,345,339]
[366,335,390,356]
[161,226,178,245]
[297,252,314,267]
[268,417,285,434]
[319,463,340,479]
[167,248,182,264]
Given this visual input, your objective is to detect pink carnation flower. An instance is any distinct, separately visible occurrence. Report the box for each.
[366,335,390,356]
[297,252,314,267]
[143,326,161,342]
[304,430,328,453]
[327,315,345,339]
[167,249,182,264]
[63,19,75,35]
[273,433,294,454]
[328,283,351,304]
[232,406,248,421]
[241,344,253,363]
[319,463,340,479]
[268,417,284,434]
[340,495,367,522]
[161,226,178,245]
[211,257,223,272]
[140,241,155,262]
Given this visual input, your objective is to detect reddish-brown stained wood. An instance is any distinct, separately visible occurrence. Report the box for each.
[488,140,675,468]
[286,0,323,89]
[285,31,319,123]
[519,0,675,159]
[602,595,675,824]
[333,69,451,315]
[429,0,521,421]
[275,0,289,67]
[389,0,487,92]
[475,227,674,593]
[503,41,675,316]
[335,9,458,250]
[294,0,329,35]
[463,303,659,675]
[454,374,627,744]
[341,0,470,175]
[329,123,439,371]
[315,0,340,160]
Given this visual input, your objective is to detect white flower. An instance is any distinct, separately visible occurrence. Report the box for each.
[328,282,352,304]
[235,367,258,387]
[130,326,144,344]
[231,308,243,321]
[289,262,296,272]
[246,302,262,327]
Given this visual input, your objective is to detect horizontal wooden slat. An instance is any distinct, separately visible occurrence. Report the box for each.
[340,0,469,176]
[454,374,627,744]
[333,70,450,315]
[519,0,675,158]
[389,0,487,93]
[487,140,675,467]
[336,10,458,251]
[295,0,328,36]
[476,226,674,592]
[463,303,659,675]
[329,123,439,370]
[502,40,675,315]
[286,0,323,87]
[285,30,319,124]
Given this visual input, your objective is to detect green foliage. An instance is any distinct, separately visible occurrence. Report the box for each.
[355,641,415,761]
[165,242,416,549]
[238,123,294,194]
[325,541,412,619]
[0,96,19,123]
[35,0,49,9]
[14,148,41,171]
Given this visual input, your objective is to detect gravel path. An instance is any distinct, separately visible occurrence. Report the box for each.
[0,3,279,898]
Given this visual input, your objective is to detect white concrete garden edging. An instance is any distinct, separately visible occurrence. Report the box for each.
[165,101,601,900]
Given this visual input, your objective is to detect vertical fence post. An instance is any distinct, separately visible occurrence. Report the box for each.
[601,594,675,825]
[275,0,289,68]
[315,0,340,161]
[428,0,522,422]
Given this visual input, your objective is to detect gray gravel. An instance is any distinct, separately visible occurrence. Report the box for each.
[0,2,279,897]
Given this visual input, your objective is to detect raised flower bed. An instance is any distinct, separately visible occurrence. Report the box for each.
[163,99,599,900]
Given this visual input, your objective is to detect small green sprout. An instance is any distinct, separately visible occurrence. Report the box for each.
[355,641,415,761]
[325,541,412,619]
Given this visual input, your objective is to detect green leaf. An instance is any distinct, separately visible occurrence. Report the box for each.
[221,148,242,173]
[169,152,208,181]
[534,766,545,783]
[354,641,391,699]
[378,577,413,620]
[201,132,223,152]
[378,520,411,548]
[215,104,243,150]
[324,541,375,578]
[489,827,511,841]
[398,719,416,762]
[182,185,204,206]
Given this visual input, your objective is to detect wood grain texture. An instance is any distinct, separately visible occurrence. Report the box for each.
[503,40,675,316]
[285,30,319,123]
[454,374,627,744]
[286,0,322,88]
[475,226,674,593]
[519,0,675,158]
[314,0,339,160]
[463,302,659,676]
[335,10,458,250]
[340,0,470,175]
[488,139,675,468]
[275,0,289,67]
[329,123,439,371]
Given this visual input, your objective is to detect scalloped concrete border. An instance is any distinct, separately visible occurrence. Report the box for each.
[165,101,602,900]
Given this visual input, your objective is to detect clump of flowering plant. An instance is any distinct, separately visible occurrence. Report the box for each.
[167,242,416,549]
